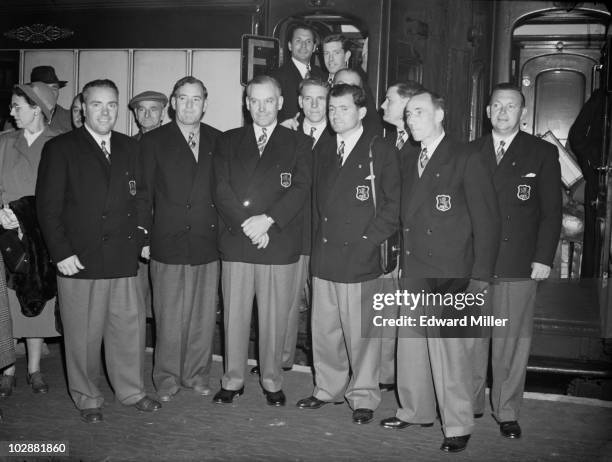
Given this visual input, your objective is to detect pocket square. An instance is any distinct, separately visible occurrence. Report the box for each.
[522,173,536,178]
[365,174,375,180]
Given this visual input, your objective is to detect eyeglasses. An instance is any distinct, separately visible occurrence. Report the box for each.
[8,103,31,112]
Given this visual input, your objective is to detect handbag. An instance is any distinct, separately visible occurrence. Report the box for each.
[0,228,29,274]
[367,137,400,274]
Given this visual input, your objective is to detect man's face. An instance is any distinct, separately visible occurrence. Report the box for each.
[333,70,361,87]
[288,28,315,65]
[246,82,283,127]
[487,89,525,136]
[46,82,60,103]
[323,41,350,75]
[299,84,328,124]
[71,95,83,128]
[381,86,409,127]
[171,82,206,126]
[328,93,365,135]
[135,100,165,132]
[82,86,118,136]
[404,93,442,143]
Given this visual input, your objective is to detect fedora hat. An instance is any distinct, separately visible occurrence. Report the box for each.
[14,82,55,120]
[30,65,67,88]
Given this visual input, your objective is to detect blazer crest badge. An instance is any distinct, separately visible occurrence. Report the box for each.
[356,185,370,201]
[517,184,531,201]
[435,194,451,211]
[280,172,292,188]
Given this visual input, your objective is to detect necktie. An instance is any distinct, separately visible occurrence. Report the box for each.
[396,130,406,150]
[100,140,110,163]
[418,147,429,176]
[309,126,316,140]
[257,127,268,155]
[328,74,334,85]
[305,64,311,80]
[496,140,506,164]
[337,140,345,167]
[188,132,197,151]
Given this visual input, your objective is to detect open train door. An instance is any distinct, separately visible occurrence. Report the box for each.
[509,5,612,391]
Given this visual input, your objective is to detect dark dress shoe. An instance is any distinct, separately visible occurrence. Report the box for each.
[133,396,161,412]
[250,366,260,375]
[474,412,484,419]
[500,421,522,439]
[264,389,286,406]
[80,408,103,423]
[440,434,470,453]
[0,375,16,398]
[27,371,49,394]
[282,366,293,372]
[380,416,434,429]
[379,383,395,392]
[352,408,373,424]
[213,387,244,404]
[296,395,343,409]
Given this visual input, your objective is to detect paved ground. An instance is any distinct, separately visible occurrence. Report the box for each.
[0,343,611,462]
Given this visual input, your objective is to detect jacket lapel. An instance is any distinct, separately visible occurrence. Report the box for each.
[237,125,260,175]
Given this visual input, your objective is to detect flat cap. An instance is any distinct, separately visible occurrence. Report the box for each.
[129,90,168,109]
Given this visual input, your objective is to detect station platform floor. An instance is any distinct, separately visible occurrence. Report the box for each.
[0,343,611,462]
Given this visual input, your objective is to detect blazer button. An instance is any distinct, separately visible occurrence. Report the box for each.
[405,250,411,256]
[186,225,191,230]
[101,214,107,219]
[404,227,410,232]
[186,203,192,209]
[343,242,348,246]
[427,251,432,257]
[128,234,132,240]
[503,237,509,242]
[506,215,511,220]
[211,224,215,229]
[426,229,432,235]
[323,217,328,222]
[127,212,131,217]
[211,203,215,208]
[243,200,250,207]
[322,237,327,243]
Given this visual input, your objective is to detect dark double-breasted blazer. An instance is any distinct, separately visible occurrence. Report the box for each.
[271,60,326,122]
[400,135,500,280]
[213,124,312,265]
[311,131,400,283]
[36,126,147,279]
[140,121,221,265]
[470,131,562,278]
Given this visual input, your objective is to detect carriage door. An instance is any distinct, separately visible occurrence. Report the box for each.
[512,15,610,365]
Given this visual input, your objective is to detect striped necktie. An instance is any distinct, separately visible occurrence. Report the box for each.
[305,64,311,79]
[257,127,268,155]
[100,140,110,163]
[496,140,506,164]
[418,147,429,177]
[309,126,316,140]
[337,140,345,167]
[396,130,406,150]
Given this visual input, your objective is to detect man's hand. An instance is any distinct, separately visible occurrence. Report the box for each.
[530,262,551,281]
[141,245,150,260]
[57,255,85,276]
[279,113,300,131]
[242,214,273,241]
[0,207,19,230]
[252,233,270,249]
[465,278,489,295]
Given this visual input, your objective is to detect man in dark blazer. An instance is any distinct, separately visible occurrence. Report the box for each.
[380,89,500,453]
[378,80,423,392]
[140,76,221,402]
[36,79,161,423]
[296,84,400,425]
[471,83,562,439]
[271,22,326,125]
[212,75,311,406]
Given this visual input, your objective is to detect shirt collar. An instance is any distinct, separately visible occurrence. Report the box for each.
[421,131,445,157]
[84,123,111,151]
[23,127,45,146]
[337,124,364,159]
[292,57,310,79]
[492,129,519,152]
[303,119,327,142]
[177,122,200,144]
[254,121,277,140]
